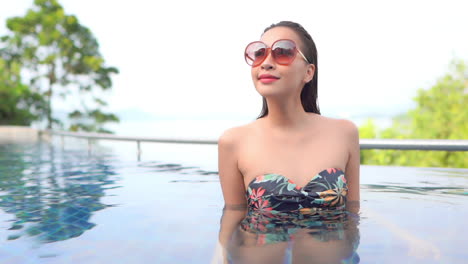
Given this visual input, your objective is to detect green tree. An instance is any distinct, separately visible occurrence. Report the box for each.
[0,46,46,125]
[409,60,468,140]
[2,0,119,132]
[360,59,468,168]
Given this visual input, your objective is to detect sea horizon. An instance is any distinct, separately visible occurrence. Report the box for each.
[32,104,411,139]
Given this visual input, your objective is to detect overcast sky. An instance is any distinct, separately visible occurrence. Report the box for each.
[1,0,468,122]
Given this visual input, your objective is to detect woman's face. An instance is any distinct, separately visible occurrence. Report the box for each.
[251,26,315,99]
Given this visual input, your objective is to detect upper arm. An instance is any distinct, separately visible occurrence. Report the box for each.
[217,128,247,208]
[342,120,360,203]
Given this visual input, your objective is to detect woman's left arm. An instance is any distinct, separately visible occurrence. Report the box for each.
[344,120,360,214]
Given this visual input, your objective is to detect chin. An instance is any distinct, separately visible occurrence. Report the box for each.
[255,87,285,98]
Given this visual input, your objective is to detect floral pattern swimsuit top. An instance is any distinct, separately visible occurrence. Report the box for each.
[245,168,348,214]
[239,168,359,263]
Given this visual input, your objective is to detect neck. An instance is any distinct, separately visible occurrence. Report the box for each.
[261,96,313,131]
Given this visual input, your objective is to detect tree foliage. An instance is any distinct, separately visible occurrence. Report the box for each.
[360,59,468,168]
[0,47,46,125]
[1,0,119,132]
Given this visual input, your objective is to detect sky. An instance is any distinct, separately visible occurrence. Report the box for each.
[1,0,468,124]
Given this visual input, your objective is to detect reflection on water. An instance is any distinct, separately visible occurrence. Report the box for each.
[223,209,360,264]
[360,166,468,197]
[362,184,467,196]
[0,143,120,243]
[137,160,218,175]
[1,141,467,262]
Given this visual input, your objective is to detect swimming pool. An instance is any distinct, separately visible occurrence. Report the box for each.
[0,137,467,263]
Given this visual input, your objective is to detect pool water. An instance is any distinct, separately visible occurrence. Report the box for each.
[0,139,467,263]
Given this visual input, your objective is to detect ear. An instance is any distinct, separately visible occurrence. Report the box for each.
[304,64,315,83]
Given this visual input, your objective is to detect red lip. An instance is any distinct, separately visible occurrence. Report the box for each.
[258,74,280,84]
[258,74,280,80]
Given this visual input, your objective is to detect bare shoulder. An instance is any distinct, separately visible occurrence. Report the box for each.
[337,118,359,139]
[218,127,240,151]
[325,117,360,164]
[317,115,359,139]
[217,122,253,150]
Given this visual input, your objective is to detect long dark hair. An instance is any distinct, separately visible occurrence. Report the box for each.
[257,21,320,118]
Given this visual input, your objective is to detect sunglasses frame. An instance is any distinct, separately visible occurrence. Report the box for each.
[244,39,310,67]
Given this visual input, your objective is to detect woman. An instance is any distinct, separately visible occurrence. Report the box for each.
[216,21,360,263]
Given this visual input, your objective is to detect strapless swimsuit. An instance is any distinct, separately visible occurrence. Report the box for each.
[240,167,350,237]
[237,168,359,263]
[245,168,348,213]
[228,169,359,263]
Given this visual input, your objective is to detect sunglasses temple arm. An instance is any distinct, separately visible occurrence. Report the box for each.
[297,49,311,64]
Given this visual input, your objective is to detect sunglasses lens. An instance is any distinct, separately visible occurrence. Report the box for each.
[272,40,296,65]
[245,42,267,66]
[244,40,298,67]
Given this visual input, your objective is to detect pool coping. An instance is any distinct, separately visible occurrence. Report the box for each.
[0,126,48,143]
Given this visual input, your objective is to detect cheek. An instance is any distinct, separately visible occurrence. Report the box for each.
[251,68,257,82]
[285,67,306,87]
[294,66,307,84]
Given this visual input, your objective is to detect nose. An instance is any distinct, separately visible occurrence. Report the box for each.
[261,49,275,70]
[261,62,274,70]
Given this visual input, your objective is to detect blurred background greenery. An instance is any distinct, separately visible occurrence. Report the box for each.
[359,60,467,168]
[0,0,119,133]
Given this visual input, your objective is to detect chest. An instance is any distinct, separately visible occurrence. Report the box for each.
[237,130,349,189]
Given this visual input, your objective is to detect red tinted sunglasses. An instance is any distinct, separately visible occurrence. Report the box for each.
[244,39,310,67]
